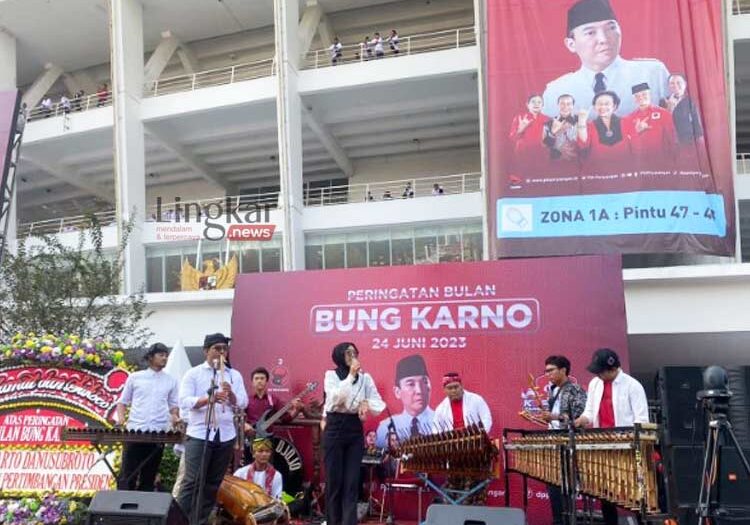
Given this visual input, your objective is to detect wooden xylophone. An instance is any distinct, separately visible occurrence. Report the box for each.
[399,423,499,477]
[503,424,661,515]
[61,427,184,445]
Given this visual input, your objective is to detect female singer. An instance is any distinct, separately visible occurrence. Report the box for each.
[324,342,385,525]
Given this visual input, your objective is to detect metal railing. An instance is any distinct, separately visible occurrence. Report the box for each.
[303,172,481,206]
[303,27,475,69]
[24,27,476,122]
[734,0,750,14]
[16,210,117,237]
[738,153,750,174]
[27,92,113,121]
[145,58,276,97]
[18,172,482,236]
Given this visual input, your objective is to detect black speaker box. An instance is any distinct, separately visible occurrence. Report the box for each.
[657,367,706,446]
[657,366,750,448]
[87,491,187,525]
[666,445,750,510]
[424,504,526,525]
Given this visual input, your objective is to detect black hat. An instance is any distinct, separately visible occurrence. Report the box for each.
[631,82,650,94]
[586,348,621,374]
[144,342,169,359]
[567,0,617,35]
[395,354,428,385]
[203,333,231,349]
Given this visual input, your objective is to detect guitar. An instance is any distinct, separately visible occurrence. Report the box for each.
[251,381,319,439]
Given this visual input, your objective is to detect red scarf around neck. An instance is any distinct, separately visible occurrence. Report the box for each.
[246,461,277,496]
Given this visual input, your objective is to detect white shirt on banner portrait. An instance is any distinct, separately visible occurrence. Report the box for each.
[543,56,669,118]
[324,370,386,415]
[580,370,649,427]
[118,368,179,431]
[375,407,435,448]
[434,390,493,432]
[180,362,249,442]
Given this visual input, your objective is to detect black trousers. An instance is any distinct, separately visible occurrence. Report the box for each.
[177,436,234,525]
[547,483,563,525]
[601,500,619,525]
[117,442,164,492]
[324,413,364,525]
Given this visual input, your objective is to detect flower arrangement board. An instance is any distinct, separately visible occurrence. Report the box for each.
[0,334,129,497]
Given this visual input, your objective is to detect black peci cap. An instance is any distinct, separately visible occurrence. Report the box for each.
[567,0,617,35]
[631,82,650,94]
[203,333,231,349]
[395,354,429,385]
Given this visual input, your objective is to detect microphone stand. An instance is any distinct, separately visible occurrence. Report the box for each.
[191,364,220,525]
[383,406,403,525]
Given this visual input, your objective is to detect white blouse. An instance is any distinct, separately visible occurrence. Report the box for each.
[324,370,386,416]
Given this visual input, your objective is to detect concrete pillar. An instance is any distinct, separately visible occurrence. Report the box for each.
[0,32,17,256]
[144,31,180,85]
[274,0,305,270]
[20,63,63,110]
[0,29,16,90]
[473,0,491,260]
[298,1,323,60]
[110,0,147,293]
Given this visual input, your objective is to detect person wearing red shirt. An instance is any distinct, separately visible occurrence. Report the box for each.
[624,82,677,169]
[577,90,632,175]
[509,94,550,177]
[575,349,649,525]
[244,367,303,438]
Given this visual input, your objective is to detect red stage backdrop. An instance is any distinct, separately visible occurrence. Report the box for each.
[486,0,734,257]
[231,255,628,521]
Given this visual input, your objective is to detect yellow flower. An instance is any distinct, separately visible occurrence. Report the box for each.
[85,354,95,362]
[94,355,101,365]
[75,349,85,357]
[25,340,35,349]
[69,501,78,511]
[41,346,52,353]
[64,345,73,355]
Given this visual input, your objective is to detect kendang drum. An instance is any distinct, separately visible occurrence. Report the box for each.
[217,475,289,525]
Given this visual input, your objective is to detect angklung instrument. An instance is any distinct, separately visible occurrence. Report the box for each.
[399,422,499,478]
[217,475,289,525]
[503,424,661,517]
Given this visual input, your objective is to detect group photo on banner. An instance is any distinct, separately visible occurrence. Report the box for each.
[487,0,735,256]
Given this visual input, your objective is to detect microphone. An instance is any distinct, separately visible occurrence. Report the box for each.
[212,358,219,370]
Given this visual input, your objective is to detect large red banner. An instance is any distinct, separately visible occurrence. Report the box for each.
[231,256,628,521]
[486,0,734,257]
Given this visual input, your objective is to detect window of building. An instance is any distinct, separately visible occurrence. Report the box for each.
[740,200,750,263]
[304,223,482,270]
[146,256,163,293]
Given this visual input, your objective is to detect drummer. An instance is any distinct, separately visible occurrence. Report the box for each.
[233,437,283,499]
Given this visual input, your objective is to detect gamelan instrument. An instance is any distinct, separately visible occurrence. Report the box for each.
[503,424,661,516]
[217,475,289,525]
[61,427,184,445]
[399,423,499,477]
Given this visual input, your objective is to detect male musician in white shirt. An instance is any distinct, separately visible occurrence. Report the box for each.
[574,348,649,525]
[434,372,493,432]
[177,333,249,524]
[116,342,179,492]
[233,438,283,500]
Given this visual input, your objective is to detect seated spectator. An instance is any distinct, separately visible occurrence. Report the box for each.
[97,83,108,107]
[432,183,444,196]
[383,189,393,200]
[372,32,385,59]
[365,190,374,202]
[16,103,27,132]
[388,30,400,54]
[73,90,85,111]
[60,95,72,114]
[329,37,343,65]
[402,182,414,199]
[41,97,53,118]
